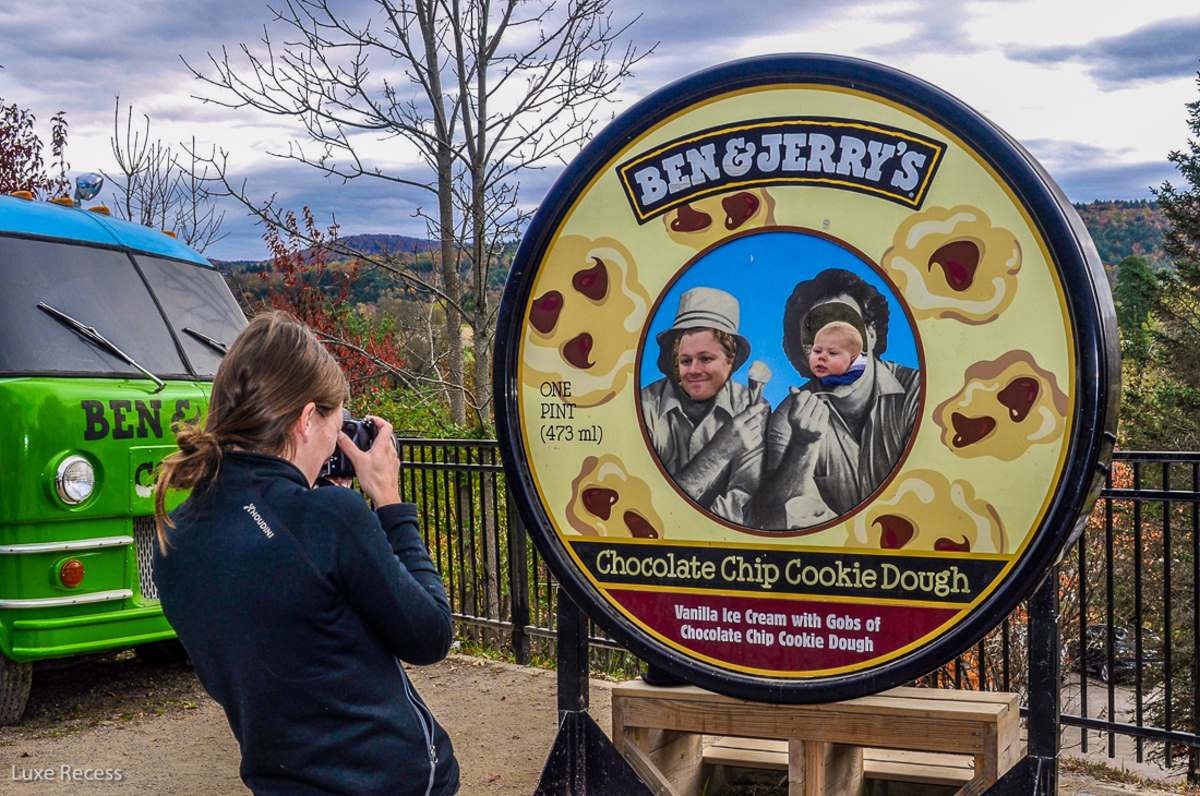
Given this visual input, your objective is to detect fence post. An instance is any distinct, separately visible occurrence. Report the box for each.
[556,586,589,717]
[1027,566,1060,793]
[508,502,531,665]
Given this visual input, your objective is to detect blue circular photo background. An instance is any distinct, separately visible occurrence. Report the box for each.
[639,229,920,407]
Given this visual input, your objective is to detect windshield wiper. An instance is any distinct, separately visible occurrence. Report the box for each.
[183,327,228,355]
[37,302,166,392]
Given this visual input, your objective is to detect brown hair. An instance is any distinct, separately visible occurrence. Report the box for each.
[670,327,737,384]
[153,311,349,552]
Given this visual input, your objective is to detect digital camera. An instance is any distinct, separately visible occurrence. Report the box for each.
[318,414,378,481]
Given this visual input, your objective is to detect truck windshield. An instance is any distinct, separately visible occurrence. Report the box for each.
[135,254,247,376]
[0,237,190,377]
[0,236,243,379]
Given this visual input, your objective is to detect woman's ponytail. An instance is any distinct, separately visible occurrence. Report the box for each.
[153,424,223,553]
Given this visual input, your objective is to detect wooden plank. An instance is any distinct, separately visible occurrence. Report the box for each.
[615,697,990,754]
[611,682,1014,722]
[713,736,789,753]
[616,694,1005,732]
[862,749,972,786]
[783,740,863,796]
[703,738,972,786]
[802,741,827,796]
[882,687,1019,706]
[788,739,807,796]
[619,734,684,796]
[707,743,790,771]
[825,744,863,795]
[647,731,703,794]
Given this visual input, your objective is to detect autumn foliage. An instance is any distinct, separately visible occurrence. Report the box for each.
[261,207,406,400]
[0,100,70,199]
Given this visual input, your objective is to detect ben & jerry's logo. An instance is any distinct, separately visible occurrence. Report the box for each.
[617,117,946,221]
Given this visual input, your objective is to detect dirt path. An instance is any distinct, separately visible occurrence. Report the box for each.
[0,654,609,795]
[0,652,1185,795]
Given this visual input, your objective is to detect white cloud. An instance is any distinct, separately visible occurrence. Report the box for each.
[1,0,1195,257]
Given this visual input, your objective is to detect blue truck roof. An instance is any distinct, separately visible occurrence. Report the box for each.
[0,195,211,267]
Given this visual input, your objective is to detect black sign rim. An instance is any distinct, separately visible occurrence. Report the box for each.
[493,53,1119,703]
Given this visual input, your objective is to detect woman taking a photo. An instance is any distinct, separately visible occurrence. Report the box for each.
[152,311,459,796]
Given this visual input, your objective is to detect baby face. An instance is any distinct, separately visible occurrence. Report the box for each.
[676,329,733,401]
[808,329,858,378]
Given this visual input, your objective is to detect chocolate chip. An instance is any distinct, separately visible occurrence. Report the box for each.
[581,487,618,520]
[951,412,996,447]
[670,203,711,232]
[997,377,1040,422]
[624,511,659,539]
[572,256,608,301]
[874,514,914,549]
[929,240,980,292]
[722,192,760,230]
[530,290,563,334]
[934,536,971,552]
[562,332,594,369]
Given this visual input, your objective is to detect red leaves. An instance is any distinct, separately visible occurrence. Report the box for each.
[0,101,70,199]
[261,206,405,398]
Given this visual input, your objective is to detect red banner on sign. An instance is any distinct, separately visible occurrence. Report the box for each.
[610,589,960,673]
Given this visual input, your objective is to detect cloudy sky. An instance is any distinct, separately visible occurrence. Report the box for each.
[2,0,1198,259]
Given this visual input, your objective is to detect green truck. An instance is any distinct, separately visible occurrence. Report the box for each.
[0,183,247,722]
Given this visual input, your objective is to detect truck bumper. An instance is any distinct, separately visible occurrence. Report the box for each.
[4,604,175,661]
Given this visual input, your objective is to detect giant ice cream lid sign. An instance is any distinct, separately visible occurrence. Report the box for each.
[494,55,1118,701]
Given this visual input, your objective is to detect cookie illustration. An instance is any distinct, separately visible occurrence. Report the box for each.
[847,469,1006,554]
[881,205,1021,324]
[663,188,777,251]
[933,350,1069,460]
[565,454,663,538]
[523,236,651,407]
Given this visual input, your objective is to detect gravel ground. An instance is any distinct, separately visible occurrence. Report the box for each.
[0,651,1188,795]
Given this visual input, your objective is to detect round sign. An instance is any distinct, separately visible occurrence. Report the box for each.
[494,54,1118,702]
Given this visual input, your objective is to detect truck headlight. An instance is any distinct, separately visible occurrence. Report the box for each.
[56,455,95,504]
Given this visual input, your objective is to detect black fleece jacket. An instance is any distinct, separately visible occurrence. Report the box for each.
[153,451,459,796]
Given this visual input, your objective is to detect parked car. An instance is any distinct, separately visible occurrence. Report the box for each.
[1064,624,1161,683]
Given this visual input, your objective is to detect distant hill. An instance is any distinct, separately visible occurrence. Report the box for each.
[214,206,1173,302]
[211,233,436,271]
[1074,200,1170,269]
[333,233,438,256]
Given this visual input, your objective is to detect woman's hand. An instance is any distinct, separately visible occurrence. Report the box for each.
[338,415,402,507]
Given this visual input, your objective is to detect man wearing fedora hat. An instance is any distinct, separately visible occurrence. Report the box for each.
[749,269,920,530]
[640,287,769,525]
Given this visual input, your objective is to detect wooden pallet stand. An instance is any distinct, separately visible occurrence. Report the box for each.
[610,681,1021,796]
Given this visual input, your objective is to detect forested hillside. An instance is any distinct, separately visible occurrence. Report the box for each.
[216,203,1174,307]
[1074,200,1170,268]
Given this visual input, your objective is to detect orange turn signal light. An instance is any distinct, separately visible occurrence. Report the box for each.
[60,558,85,588]
[161,230,177,238]
[9,190,34,200]
[87,205,111,216]
[49,196,74,207]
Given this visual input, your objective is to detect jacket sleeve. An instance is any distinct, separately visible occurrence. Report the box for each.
[332,497,454,665]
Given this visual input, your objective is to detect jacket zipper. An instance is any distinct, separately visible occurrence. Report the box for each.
[397,660,438,796]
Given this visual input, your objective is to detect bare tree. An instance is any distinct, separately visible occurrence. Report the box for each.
[186,0,650,427]
[106,99,227,253]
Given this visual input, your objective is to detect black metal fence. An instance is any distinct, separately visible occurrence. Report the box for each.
[396,440,1200,779]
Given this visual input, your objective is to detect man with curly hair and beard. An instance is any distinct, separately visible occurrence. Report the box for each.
[749,269,920,530]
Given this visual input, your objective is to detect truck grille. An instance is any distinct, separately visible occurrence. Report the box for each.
[133,516,159,600]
